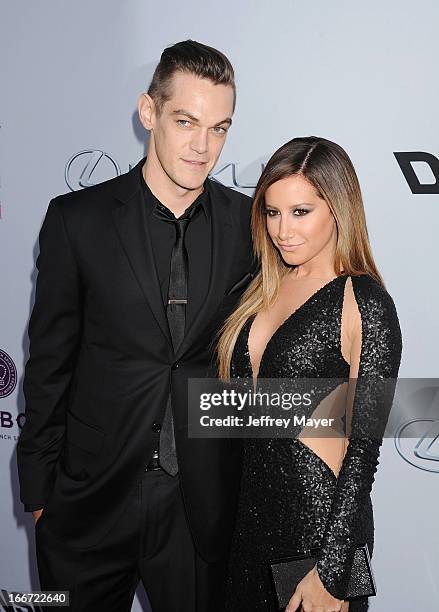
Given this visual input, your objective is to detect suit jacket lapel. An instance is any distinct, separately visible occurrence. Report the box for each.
[111,158,172,346]
[174,181,236,361]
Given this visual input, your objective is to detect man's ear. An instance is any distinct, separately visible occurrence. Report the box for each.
[138,93,156,131]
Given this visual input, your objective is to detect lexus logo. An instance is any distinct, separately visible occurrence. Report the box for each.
[394,418,439,472]
[210,162,265,189]
[394,151,439,194]
[65,150,263,191]
[65,150,121,191]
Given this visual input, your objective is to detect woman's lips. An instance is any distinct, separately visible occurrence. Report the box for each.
[278,243,305,252]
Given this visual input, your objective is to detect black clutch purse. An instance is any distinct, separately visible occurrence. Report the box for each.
[269,543,376,610]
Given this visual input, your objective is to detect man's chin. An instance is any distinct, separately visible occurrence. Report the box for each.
[174,175,207,192]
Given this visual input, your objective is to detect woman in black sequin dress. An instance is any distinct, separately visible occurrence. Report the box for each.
[217,137,402,612]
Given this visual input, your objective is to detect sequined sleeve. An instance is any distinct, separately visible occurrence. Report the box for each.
[315,275,402,600]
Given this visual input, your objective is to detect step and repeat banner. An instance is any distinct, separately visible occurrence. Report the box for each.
[1,1,438,610]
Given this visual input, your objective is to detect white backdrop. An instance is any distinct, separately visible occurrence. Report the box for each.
[1,1,438,609]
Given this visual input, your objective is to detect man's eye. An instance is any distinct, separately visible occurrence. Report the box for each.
[176,120,191,127]
[213,126,227,134]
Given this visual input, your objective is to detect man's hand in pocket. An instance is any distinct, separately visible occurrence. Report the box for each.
[33,508,44,523]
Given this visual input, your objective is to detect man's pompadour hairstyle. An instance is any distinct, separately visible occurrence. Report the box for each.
[147,39,236,113]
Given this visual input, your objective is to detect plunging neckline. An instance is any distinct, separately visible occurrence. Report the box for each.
[247,274,349,379]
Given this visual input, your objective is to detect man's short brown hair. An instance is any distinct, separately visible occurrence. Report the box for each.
[147,39,236,114]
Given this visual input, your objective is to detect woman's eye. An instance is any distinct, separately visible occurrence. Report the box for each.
[263,208,279,217]
[263,208,309,217]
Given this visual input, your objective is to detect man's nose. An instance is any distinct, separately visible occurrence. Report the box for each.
[190,129,209,154]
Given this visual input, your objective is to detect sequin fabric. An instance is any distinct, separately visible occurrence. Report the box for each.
[224,274,402,611]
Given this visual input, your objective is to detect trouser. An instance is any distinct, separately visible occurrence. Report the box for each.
[35,469,227,612]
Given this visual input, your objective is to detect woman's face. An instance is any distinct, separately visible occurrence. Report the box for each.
[264,174,337,268]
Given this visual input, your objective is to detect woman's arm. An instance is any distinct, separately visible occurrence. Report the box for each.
[314,274,403,599]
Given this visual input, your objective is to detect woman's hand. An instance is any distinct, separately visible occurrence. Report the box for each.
[286,565,349,612]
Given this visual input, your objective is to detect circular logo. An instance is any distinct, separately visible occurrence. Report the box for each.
[0,349,17,398]
[394,418,439,473]
[65,150,121,191]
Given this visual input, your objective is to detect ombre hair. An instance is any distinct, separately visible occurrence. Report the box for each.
[216,136,384,380]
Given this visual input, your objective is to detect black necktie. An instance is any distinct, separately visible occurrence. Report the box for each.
[153,201,200,476]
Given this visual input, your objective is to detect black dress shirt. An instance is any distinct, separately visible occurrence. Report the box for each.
[141,172,213,463]
[140,173,212,330]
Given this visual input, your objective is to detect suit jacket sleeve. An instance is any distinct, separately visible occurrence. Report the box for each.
[315,275,402,599]
[17,198,83,508]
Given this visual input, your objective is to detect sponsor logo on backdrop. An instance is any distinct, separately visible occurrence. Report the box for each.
[394,151,439,194]
[394,418,439,473]
[65,150,262,191]
[210,162,264,189]
[65,150,121,191]
[0,409,24,434]
[0,349,17,399]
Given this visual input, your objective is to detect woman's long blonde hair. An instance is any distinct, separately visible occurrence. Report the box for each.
[216,136,384,380]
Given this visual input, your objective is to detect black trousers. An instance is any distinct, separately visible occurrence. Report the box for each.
[35,469,227,612]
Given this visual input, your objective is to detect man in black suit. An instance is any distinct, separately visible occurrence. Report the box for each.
[17,40,256,611]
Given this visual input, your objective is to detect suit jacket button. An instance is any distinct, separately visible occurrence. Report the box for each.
[151,422,161,433]
[172,362,179,370]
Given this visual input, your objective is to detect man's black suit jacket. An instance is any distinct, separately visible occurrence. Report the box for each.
[17,157,256,562]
